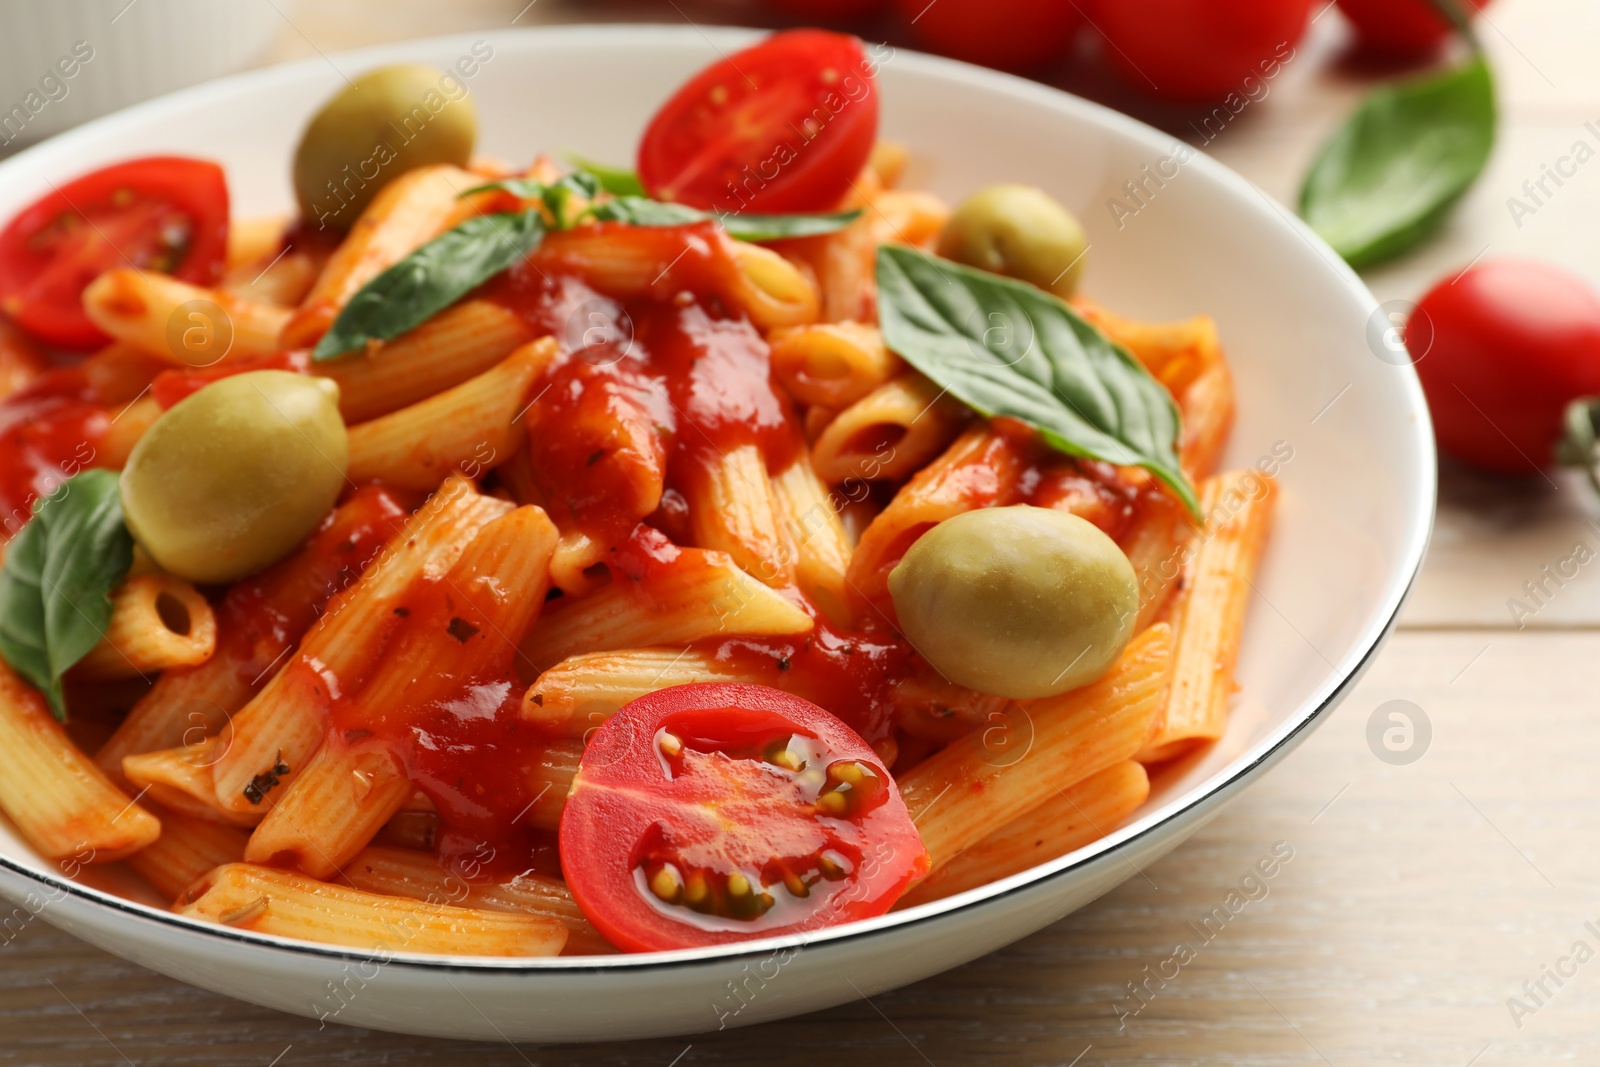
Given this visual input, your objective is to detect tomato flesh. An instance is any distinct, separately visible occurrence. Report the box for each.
[638,30,880,214]
[560,683,928,952]
[0,156,229,350]
[1413,259,1600,475]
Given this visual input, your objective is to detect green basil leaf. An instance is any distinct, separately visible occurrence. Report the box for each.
[0,470,134,719]
[313,210,547,361]
[875,245,1199,518]
[566,155,647,197]
[586,196,861,241]
[1300,54,1495,269]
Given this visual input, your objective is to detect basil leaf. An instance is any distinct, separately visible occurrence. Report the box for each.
[0,470,134,719]
[313,210,547,361]
[1300,55,1495,269]
[875,246,1199,517]
[567,155,647,197]
[587,196,861,241]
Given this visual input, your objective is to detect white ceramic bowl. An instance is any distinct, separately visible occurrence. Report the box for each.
[0,25,1434,1042]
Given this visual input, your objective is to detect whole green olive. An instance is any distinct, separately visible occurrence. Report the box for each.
[120,371,348,584]
[888,506,1138,700]
[293,63,477,230]
[936,184,1090,299]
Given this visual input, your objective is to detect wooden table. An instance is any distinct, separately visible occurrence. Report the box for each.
[7,1,1600,1063]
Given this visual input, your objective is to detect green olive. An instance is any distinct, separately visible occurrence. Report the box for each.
[937,184,1089,299]
[888,506,1137,700]
[120,371,348,584]
[293,63,477,230]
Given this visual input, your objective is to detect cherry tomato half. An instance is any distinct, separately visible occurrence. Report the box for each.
[560,683,929,953]
[1336,0,1491,57]
[1096,0,1314,103]
[894,0,1082,72]
[638,30,880,214]
[0,156,228,350]
[1413,259,1600,475]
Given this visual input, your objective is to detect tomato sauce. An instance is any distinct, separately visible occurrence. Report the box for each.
[486,226,804,547]
[0,367,110,535]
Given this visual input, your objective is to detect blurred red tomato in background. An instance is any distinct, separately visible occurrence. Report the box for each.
[892,0,1083,71]
[1335,0,1491,57]
[765,0,890,19]
[1414,260,1600,475]
[1095,0,1314,102]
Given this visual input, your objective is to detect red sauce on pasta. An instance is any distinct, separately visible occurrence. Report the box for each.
[0,368,109,534]
[486,223,803,547]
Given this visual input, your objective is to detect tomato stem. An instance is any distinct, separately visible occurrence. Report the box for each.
[1557,397,1600,498]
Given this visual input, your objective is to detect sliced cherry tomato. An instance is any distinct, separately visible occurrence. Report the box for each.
[0,156,229,350]
[1412,259,1600,475]
[894,0,1082,72]
[1095,0,1314,103]
[559,683,929,952]
[1336,0,1491,57]
[638,30,880,214]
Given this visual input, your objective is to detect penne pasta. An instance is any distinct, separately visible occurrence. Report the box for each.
[811,372,968,486]
[74,574,216,681]
[316,300,533,423]
[684,445,796,589]
[245,506,558,878]
[896,623,1172,872]
[346,336,557,491]
[225,215,289,270]
[520,542,814,672]
[1075,300,1221,396]
[898,760,1149,907]
[81,269,291,366]
[123,738,261,828]
[0,659,160,862]
[523,647,780,739]
[770,453,853,625]
[95,487,405,785]
[868,189,950,249]
[1179,359,1236,483]
[530,224,819,330]
[176,862,567,956]
[125,805,249,902]
[281,164,478,349]
[522,740,582,831]
[341,845,615,955]
[769,322,901,409]
[1137,472,1275,763]
[211,477,512,814]
[846,426,1028,605]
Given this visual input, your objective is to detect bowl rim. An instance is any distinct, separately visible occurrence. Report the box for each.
[0,21,1437,973]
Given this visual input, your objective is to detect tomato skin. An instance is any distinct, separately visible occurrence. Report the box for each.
[638,30,880,214]
[559,683,929,953]
[894,0,1082,72]
[765,0,889,18]
[1413,260,1600,475]
[1095,0,1314,102]
[0,156,228,350]
[1336,0,1491,56]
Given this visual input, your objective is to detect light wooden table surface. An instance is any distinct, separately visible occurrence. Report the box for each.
[6,1,1600,1063]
